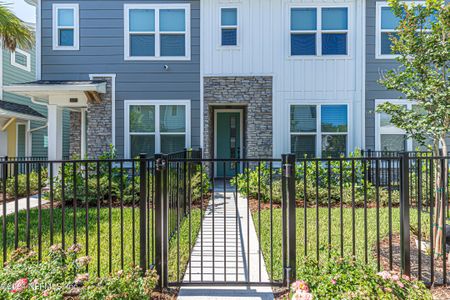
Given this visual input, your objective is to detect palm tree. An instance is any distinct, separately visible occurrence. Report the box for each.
[0,3,34,51]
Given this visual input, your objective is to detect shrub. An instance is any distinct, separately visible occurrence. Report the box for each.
[5,169,48,198]
[52,146,210,206]
[0,244,158,300]
[290,252,431,299]
[231,150,400,206]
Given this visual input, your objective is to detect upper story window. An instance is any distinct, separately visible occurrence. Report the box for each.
[376,3,437,59]
[290,104,348,158]
[290,7,348,57]
[52,3,79,50]
[11,49,31,72]
[124,4,191,61]
[220,8,238,46]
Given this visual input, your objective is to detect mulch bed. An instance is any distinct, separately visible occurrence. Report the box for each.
[378,233,450,299]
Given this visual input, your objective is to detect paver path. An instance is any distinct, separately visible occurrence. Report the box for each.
[0,195,48,216]
[178,185,274,299]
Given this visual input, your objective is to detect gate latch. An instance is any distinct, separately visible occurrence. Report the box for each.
[156,158,166,171]
[283,163,292,178]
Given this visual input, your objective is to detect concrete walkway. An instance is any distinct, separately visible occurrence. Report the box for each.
[0,195,48,216]
[178,185,274,299]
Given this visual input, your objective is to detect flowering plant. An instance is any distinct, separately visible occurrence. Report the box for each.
[290,251,431,299]
[0,244,158,300]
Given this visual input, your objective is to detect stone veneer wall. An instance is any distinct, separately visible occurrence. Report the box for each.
[203,76,273,159]
[69,111,81,157]
[87,76,113,158]
[69,77,112,159]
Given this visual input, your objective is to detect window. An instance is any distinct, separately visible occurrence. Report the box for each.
[290,7,348,56]
[376,3,437,59]
[125,101,190,158]
[290,104,348,157]
[220,8,238,46]
[11,49,31,72]
[376,4,401,58]
[124,4,190,60]
[375,100,431,151]
[52,4,79,50]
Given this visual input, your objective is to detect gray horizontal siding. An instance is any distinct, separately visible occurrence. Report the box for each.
[41,0,201,157]
[365,0,405,150]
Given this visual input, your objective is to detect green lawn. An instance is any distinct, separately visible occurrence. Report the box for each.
[0,207,201,278]
[254,207,431,281]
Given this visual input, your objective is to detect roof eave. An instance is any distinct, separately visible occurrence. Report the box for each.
[0,109,46,123]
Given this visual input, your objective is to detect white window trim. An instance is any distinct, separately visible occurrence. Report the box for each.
[52,3,79,51]
[219,7,239,48]
[375,99,416,151]
[288,4,352,59]
[287,102,351,157]
[11,49,31,72]
[375,1,428,59]
[124,100,191,158]
[124,3,191,61]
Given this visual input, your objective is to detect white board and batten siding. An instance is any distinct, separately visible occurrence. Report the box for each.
[201,0,366,157]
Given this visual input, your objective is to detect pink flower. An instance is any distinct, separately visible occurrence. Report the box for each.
[377,271,391,280]
[43,290,49,297]
[11,278,28,293]
[291,280,309,292]
[331,278,337,285]
[402,275,410,281]
[397,281,404,288]
[392,275,399,281]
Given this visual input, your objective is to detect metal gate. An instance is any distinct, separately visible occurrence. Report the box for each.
[142,150,296,288]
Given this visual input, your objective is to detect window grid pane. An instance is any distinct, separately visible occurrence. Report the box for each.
[291,8,317,30]
[322,33,347,55]
[322,134,347,157]
[221,8,237,26]
[321,105,348,132]
[291,135,316,158]
[160,9,185,31]
[290,105,317,132]
[130,9,155,32]
[58,9,74,26]
[291,33,316,55]
[160,34,185,56]
[131,135,155,158]
[130,105,155,133]
[322,8,348,30]
[59,29,74,46]
[161,134,186,153]
[380,134,406,151]
[130,34,155,56]
[381,7,400,30]
[160,105,186,132]
[222,29,237,46]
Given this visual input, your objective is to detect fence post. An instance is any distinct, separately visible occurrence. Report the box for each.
[282,154,296,287]
[154,153,168,288]
[400,152,411,276]
[139,154,147,274]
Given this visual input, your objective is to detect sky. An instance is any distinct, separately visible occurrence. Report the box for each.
[11,0,36,24]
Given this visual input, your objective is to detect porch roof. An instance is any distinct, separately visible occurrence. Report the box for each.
[0,100,46,122]
[3,80,107,103]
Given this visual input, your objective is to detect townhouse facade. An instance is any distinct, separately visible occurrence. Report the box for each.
[4,0,435,165]
[0,22,71,159]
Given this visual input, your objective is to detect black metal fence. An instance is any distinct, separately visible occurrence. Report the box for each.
[0,151,448,289]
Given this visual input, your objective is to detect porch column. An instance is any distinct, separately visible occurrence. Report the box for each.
[47,104,63,161]
[80,108,86,159]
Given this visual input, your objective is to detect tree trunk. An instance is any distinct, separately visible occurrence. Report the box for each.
[434,138,448,255]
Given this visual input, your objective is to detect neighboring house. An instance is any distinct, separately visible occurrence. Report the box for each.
[0,24,47,158]
[6,0,200,161]
[3,0,443,164]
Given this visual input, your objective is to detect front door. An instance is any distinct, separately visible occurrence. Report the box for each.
[215,111,241,177]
